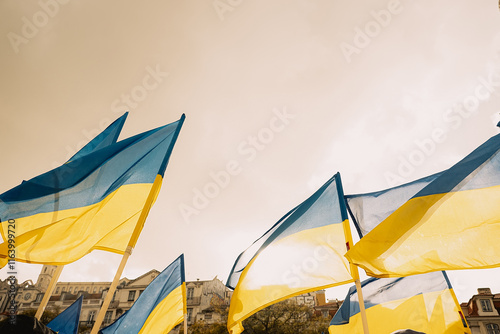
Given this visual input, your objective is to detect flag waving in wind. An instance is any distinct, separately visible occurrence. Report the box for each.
[0,114,185,266]
[329,272,470,334]
[346,132,500,277]
[47,295,83,334]
[100,254,186,334]
[227,173,355,334]
[66,112,128,163]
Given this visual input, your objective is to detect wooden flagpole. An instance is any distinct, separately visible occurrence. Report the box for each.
[343,220,370,334]
[90,176,163,334]
[184,314,188,333]
[353,268,370,334]
[90,246,132,334]
[35,265,64,320]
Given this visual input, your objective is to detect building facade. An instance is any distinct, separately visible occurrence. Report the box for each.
[0,265,233,331]
[461,288,500,334]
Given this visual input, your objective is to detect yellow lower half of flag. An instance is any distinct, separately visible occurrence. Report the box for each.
[346,185,500,277]
[0,182,156,266]
[138,284,185,334]
[228,222,354,334]
[329,289,470,334]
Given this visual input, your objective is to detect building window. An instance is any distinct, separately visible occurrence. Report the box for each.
[481,299,493,312]
[205,314,212,320]
[55,287,60,294]
[93,287,97,293]
[139,290,144,296]
[99,287,103,293]
[35,293,44,302]
[86,287,90,292]
[104,311,113,324]
[68,287,72,293]
[88,311,96,324]
[187,287,194,299]
[187,308,193,322]
[128,291,136,301]
[62,287,66,292]
[486,323,500,334]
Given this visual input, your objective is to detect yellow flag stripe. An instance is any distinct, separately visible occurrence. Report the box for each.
[0,182,154,265]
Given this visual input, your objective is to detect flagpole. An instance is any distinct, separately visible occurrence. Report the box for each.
[184,314,188,333]
[90,246,132,334]
[353,269,370,334]
[35,265,64,320]
[90,175,163,334]
[336,173,370,334]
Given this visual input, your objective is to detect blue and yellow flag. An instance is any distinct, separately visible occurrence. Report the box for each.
[0,114,185,266]
[345,171,443,238]
[47,295,83,334]
[346,133,500,277]
[227,173,355,334]
[329,272,470,334]
[100,254,186,334]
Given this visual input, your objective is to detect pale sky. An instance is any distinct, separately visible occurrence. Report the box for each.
[1,0,500,305]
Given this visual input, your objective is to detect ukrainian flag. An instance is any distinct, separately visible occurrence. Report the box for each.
[227,173,355,334]
[0,114,185,266]
[100,254,186,334]
[329,272,470,334]
[346,132,500,277]
[345,170,443,238]
[48,295,83,334]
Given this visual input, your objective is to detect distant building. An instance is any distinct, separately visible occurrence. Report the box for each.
[314,298,342,319]
[461,288,500,334]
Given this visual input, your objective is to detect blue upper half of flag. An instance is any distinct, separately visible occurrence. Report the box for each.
[47,295,83,334]
[66,112,128,163]
[414,132,500,197]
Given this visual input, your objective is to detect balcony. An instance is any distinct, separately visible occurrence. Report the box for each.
[186,297,201,306]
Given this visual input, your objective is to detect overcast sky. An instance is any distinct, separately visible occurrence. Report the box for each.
[1,0,500,305]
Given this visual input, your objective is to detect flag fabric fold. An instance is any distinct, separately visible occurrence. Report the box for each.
[100,254,186,334]
[227,173,355,334]
[345,171,443,239]
[345,133,500,277]
[328,272,470,334]
[66,112,128,163]
[47,295,83,334]
[0,114,185,266]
